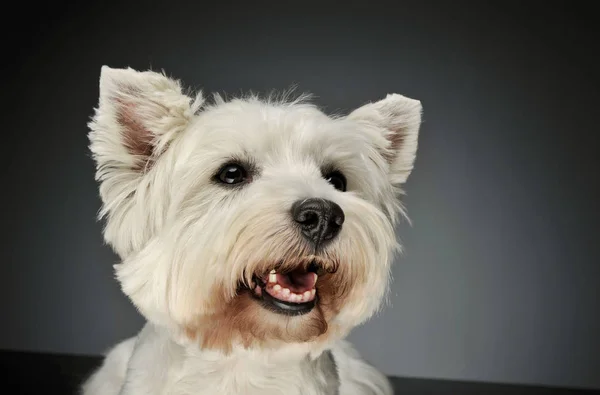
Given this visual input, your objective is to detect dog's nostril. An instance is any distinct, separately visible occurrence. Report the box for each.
[298,211,319,227]
[292,198,345,246]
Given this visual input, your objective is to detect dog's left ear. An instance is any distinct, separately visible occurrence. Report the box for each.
[348,94,422,185]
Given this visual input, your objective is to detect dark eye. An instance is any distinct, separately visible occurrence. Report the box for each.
[325,171,347,192]
[217,164,247,185]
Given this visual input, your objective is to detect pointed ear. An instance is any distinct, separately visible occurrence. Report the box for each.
[89,66,203,174]
[348,94,422,185]
[88,67,203,256]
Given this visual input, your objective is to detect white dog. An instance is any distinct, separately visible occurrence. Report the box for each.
[82,66,422,395]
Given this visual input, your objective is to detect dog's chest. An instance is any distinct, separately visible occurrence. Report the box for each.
[168,351,339,395]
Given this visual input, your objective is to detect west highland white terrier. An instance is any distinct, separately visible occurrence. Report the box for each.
[82,66,422,395]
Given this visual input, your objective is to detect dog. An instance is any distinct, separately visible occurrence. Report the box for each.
[81,66,422,395]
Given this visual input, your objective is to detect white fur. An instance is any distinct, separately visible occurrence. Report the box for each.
[83,325,393,395]
[82,66,422,395]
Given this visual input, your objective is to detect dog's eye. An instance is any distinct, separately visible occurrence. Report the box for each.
[218,164,247,185]
[324,171,347,192]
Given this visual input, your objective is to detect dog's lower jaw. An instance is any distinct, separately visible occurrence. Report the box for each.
[82,323,393,395]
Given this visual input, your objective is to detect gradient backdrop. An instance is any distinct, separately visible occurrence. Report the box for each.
[3,1,599,390]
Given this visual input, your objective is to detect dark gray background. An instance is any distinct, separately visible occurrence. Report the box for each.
[3,0,599,390]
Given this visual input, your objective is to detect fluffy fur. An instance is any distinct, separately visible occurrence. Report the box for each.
[82,66,422,395]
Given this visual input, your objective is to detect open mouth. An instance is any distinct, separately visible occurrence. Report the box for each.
[251,262,321,316]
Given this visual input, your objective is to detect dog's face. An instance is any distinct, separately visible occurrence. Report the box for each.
[90,67,421,352]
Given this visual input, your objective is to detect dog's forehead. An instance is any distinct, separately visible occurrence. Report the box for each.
[194,99,369,166]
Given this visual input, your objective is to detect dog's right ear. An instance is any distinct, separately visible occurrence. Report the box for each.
[89,66,203,175]
[89,67,203,257]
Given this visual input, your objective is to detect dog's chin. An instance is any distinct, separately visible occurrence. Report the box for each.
[188,257,349,351]
[246,260,324,317]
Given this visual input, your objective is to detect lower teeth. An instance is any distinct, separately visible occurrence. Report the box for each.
[264,285,316,303]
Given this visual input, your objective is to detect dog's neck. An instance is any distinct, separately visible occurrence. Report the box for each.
[122,323,339,394]
[166,321,333,362]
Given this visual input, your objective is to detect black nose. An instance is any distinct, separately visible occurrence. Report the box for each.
[292,198,345,247]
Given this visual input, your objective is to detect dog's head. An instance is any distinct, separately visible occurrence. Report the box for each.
[90,67,421,353]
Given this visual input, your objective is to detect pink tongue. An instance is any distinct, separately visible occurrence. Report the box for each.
[276,270,316,294]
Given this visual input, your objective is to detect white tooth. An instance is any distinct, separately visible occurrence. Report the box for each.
[303,291,311,300]
[269,273,277,283]
[270,269,276,274]
[310,289,316,298]
[273,284,281,292]
[282,288,290,297]
[293,294,301,302]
